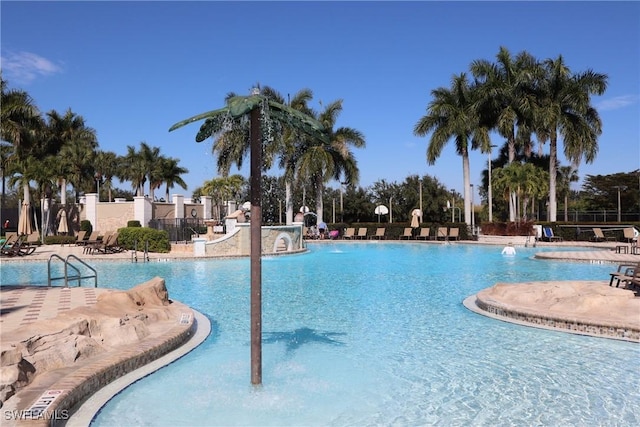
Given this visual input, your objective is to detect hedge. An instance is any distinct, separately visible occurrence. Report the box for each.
[117,227,171,253]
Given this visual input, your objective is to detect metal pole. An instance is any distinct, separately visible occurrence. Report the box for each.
[613,186,627,223]
[389,197,393,223]
[249,107,262,386]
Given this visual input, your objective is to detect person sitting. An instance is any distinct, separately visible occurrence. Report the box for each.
[501,243,516,256]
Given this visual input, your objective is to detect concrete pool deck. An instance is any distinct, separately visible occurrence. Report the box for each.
[1,239,638,425]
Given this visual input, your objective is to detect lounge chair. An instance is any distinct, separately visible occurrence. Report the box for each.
[609,262,638,287]
[82,233,113,254]
[74,230,88,245]
[542,227,563,242]
[623,227,637,243]
[370,228,386,240]
[591,228,615,242]
[80,231,101,246]
[343,228,356,239]
[356,227,368,240]
[417,227,432,240]
[399,228,413,240]
[92,231,125,254]
[448,227,460,241]
[615,266,640,291]
[436,227,448,241]
[1,235,36,257]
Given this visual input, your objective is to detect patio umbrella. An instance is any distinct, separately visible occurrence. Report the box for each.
[57,207,69,235]
[18,202,32,236]
[410,209,421,229]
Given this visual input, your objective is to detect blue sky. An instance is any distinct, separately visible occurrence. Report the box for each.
[2,1,639,199]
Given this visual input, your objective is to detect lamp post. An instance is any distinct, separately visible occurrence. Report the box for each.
[613,185,627,222]
[488,144,497,222]
[94,172,101,202]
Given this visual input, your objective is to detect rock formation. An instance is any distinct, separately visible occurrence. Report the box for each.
[0,277,183,406]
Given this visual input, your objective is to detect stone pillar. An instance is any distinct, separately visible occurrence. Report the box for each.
[201,196,212,220]
[85,193,98,230]
[173,194,184,219]
[134,196,152,227]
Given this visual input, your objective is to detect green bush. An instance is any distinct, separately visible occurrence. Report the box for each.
[118,227,170,253]
[80,220,92,235]
[44,235,77,245]
[127,220,142,228]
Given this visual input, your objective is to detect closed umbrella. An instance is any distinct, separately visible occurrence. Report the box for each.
[57,207,69,235]
[18,202,32,236]
[410,209,421,229]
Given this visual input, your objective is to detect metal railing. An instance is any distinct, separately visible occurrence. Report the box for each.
[131,239,150,263]
[48,254,97,287]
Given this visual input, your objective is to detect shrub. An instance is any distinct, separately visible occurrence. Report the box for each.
[118,227,170,253]
[80,220,92,235]
[127,220,142,228]
[44,235,77,245]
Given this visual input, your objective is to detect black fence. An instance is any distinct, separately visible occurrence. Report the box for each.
[148,218,214,242]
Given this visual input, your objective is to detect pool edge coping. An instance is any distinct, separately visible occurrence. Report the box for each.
[463,293,640,343]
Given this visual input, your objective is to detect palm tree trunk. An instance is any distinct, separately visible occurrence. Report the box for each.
[564,195,569,222]
[315,176,324,225]
[285,181,293,225]
[549,133,558,222]
[507,135,516,221]
[462,154,471,225]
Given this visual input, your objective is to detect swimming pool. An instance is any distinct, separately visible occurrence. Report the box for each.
[2,243,639,425]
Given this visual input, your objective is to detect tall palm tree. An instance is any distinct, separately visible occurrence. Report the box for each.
[1,77,42,158]
[157,157,189,202]
[267,87,314,225]
[533,55,607,222]
[94,150,120,202]
[60,138,96,201]
[557,165,579,222]
[296,99,365,225]
[414,73,490,226]
[45,109,97,204]
[1,77,43,223]
[470,47,539,221]
[121,143,160,197]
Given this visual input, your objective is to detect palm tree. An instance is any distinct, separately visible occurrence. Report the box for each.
[121,145,144,196]
[414,73,490,226]
[1,77,43,224]
[470,47,539,221]
[200,174,246,219]
[1,77,42,158]
[94,150,120,202]
[157,157,189,202]
[139,142,161,200]
[45,109,97,204]
[295,99,365,225]
[60,138,96,201]
[533,55,607,222]
[557,165,579,222]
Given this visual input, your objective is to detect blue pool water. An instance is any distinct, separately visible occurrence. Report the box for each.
[2,243,638,426]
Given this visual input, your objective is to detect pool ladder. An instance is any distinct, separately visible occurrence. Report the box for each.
[131,239,150,263]
[48,254,98,287]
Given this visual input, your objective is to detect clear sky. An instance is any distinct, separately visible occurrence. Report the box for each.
[2,1,639,199]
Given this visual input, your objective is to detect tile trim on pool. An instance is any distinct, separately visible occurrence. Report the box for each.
[464,293,640,343]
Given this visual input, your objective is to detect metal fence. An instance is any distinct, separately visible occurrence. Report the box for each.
[148,218,211,242]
